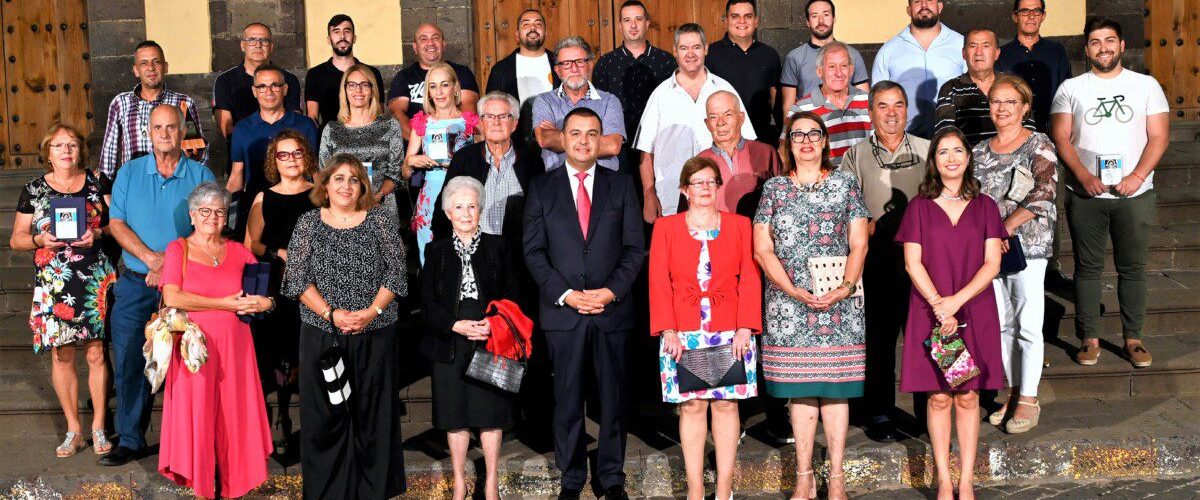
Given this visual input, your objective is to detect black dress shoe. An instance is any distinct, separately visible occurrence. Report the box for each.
[558,487,582,500]
[604,485,630,500]
[97,446,139,466]
[865,419,899,443]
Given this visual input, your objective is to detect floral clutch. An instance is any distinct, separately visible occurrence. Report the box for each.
[924,325,980,388]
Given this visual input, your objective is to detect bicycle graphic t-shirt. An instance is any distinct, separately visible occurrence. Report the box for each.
[1051,69,1169,199]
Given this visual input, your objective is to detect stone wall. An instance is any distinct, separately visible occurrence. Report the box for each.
[85,0,1146,172]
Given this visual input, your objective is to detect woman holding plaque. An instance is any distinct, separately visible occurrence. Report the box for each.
[421,176,520,500]
[897,127,1006,500]
[972,75,1058,434]
[244,129,317,450]
[318,64,405,221]
[284,153,408,499]
[649,157,761,500]
[752,112,868,500]
[403,62,479,264]
[158,182,275,498]
[10,124,116,457]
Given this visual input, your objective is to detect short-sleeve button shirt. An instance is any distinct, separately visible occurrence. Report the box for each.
[531,83,627,171]
[593,44,677,141]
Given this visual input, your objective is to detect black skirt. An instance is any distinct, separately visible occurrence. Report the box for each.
[430,298,517,431]
[299,323,406,499]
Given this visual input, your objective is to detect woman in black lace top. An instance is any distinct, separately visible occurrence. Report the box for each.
[282,153,408,499]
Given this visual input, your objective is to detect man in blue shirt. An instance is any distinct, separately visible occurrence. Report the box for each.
[226,64,320,238]
[532,36,627,171]
[101,103,216,466]
[872,0,968,137]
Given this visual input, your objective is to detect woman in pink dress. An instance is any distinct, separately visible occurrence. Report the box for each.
[159,182,274,498]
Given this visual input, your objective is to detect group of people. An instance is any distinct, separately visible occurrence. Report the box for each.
[10,0,1169,499]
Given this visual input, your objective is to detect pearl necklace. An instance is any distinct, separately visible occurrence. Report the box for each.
[939,191,964,201]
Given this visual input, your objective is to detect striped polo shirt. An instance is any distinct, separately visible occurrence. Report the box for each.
[934,72,1037,146]
[787,86,872,166]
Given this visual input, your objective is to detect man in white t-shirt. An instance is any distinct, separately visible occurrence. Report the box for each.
[1050,17,1169,369]
[635,23,755,223]
[485,9,559,146]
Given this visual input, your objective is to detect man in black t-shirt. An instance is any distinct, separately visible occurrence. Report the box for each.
[212,22,303,140]
[386,23,480,137]
[304,14,384,128]
[705,0,782,145]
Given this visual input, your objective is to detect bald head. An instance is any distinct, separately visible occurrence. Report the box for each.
[413,23,446,66]
[148,103,184,155]
[704,90,746,146]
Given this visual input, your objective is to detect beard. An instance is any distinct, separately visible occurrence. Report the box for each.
[332,44,352,57]
[521,33,544,51]
[1089,51,1121,72]
[911,11,939,29]
[811,25,833,41]
[565,77,589,91]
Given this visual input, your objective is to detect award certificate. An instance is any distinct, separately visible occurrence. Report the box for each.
[49,197,87,242]
[1098,154,1124,186]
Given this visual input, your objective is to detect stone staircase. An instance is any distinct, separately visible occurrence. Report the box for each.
[0,125,1198,497]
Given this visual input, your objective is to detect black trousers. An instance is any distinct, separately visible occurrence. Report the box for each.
[299,323,406,499]
[861,245,911,419]
[545,320,629,491]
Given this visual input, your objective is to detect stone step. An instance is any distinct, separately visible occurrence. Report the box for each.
[1057,222,1200,274]
[1039,332,1200,400]
[1045,270,1200,339]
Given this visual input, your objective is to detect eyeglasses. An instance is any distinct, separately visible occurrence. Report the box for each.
[195,207,228,218]
[1015,8,1045,17]
[788,130,825,144]
[481,112,514,121]
[242,37,272,46]
[869,136,920,170]
[687,179,721,188]
[274,150,305,161]
[49,142,80,150]
[556,58,590,69]
[253,82,285,92]
[989,98,1022,108]
[345,81,373,92]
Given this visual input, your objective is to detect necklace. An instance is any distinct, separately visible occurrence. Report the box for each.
[939,191,964,201]
[190,241,223,266]
[791,169,828,193]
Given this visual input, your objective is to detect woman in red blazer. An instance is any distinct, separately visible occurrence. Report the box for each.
[649,156,762,500]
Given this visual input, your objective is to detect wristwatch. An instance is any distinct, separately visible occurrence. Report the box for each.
[840,280,858,295]
[373,305,384,316]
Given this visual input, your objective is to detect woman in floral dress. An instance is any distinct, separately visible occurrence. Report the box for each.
[403,62,479,264]
[753,112,868,500]
[650,157,761,500]
[9,124,116,457]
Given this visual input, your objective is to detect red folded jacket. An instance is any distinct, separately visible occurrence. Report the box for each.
[484,299,533,360]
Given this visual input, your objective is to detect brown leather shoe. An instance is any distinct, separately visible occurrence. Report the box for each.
[1075,342,1100,365]
[1126,342,1152,368]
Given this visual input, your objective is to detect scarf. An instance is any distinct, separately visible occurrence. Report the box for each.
[454,230,481,300]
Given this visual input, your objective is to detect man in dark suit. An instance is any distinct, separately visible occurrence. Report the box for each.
[523,107,645,500]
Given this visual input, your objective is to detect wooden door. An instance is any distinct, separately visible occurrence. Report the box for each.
[0,0,94,169]
[1145,0,1200,120]
[630,0,725,55]
[474,0,616,86]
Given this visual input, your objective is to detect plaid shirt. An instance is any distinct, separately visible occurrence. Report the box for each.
[98,85,207,178]
[482,145,522,235]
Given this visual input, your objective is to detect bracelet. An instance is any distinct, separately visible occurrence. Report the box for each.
[321,307,332,321]
[265,296,277,312]
[31,233,38,248]
[1132,170,1147,181]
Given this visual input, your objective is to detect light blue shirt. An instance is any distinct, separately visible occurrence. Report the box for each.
[872,25,968,137]
[110,155,215,273]
[532,83,627,171]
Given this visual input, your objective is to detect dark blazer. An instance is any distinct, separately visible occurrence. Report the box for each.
[430,140,545,252]
[420,233,520,363]
[486,50,560,150]
[523,163,646,332]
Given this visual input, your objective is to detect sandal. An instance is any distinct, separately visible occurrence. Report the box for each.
[988,395,1016,426]
[827,472,849,500]
[55,432,86,457]
[92,429,112,455]
[1004,400,1041,434]
[791,469,815,500]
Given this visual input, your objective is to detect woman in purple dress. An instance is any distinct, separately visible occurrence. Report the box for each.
[895,127,1006,500]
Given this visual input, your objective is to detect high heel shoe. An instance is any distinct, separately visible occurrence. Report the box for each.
[1004,400,1041,434]
[790,469,815,500]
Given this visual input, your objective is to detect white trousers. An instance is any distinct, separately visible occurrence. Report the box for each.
[993,258,1048,397]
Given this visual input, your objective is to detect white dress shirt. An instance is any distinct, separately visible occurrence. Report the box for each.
[557,162,598,306]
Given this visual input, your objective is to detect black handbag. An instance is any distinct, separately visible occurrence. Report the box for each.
[676,343,747,393]
[999,235,1028,276]
[317,324,351,407]
[464,307,528,393]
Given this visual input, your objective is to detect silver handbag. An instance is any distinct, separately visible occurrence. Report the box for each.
[464,311,528,393]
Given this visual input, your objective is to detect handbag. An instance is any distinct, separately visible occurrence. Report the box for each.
[1006,164,1035,203]
[143,239,209,393]
[465,306,529,393]
[807,256,864,298]
[924,325,981,388]
[999,235,1028,276]
[676,343,747,393]
[318,323,352,407]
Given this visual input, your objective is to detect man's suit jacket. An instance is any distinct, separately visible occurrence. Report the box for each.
[523,163,645,332]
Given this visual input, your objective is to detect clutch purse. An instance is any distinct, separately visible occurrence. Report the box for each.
[925,325,980,388]
[999,235,1028,276]
[465,307,528,393]
[807,256,863,298]
[676,343,747,393]
[1006,164,1035,203]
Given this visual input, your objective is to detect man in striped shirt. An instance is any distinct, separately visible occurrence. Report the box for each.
[786,41,871,167]
[934,29,1035,145]
[98,41,207,179]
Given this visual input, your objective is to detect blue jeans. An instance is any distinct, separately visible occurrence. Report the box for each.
[110,273,159,451]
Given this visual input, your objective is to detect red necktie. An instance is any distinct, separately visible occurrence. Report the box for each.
[575,171,591,239]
